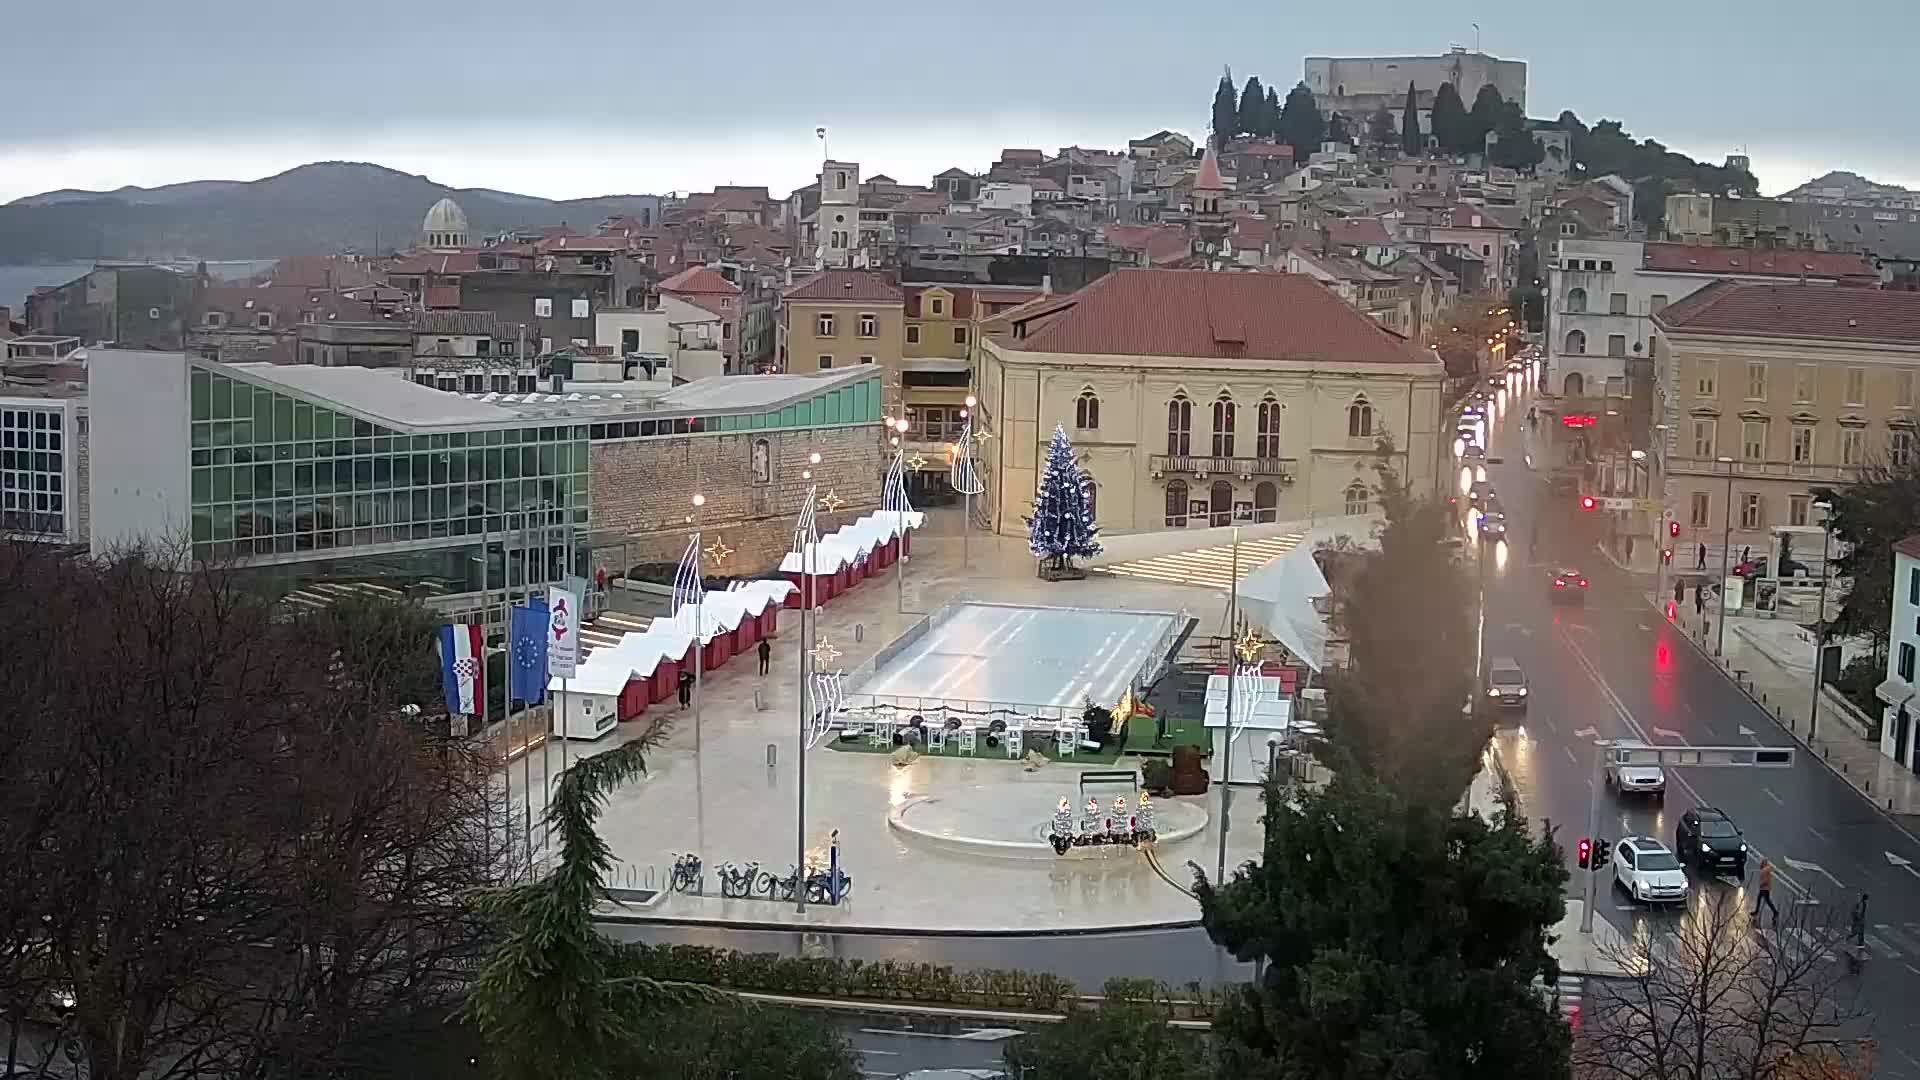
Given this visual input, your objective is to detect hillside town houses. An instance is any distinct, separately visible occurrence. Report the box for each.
[15,47,1920,784]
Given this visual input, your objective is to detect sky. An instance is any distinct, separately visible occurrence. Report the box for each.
[3,0,1918,205]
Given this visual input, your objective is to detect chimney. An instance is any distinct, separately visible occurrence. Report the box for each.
[1040,274,1053,295]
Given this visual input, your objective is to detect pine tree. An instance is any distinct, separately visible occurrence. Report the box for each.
[1211,69,1239,150]
[1276,81,1324,163]
[1429,82,1468,155]
[1468,84,1506,155]
[1400,81,1423,156]
[1366,105,1396,147]
[1264,86,1281,138]
[1326,111,1350,145]
[1027,425,1102,572]
[1488,101,1544,171]
[1237,75,1267,140]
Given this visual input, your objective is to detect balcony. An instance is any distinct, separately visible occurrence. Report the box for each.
[1666,456,1857,483]
[1151,454,1297,482]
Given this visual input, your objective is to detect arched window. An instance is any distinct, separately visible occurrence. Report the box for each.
[1254,481,1278,523]
[1211,393,1236,456]
[1166,395,1192,455]
[1075,390,1101,431]
[1565,329,1587,355]
[1256,395,1282,459]
[1344,482,1371,517]
[1563,372,1586,397]
[1567,287,1587,313]
[1348,396,1374,438]
[1165,480,1189,526]
[1210,480,1234,527]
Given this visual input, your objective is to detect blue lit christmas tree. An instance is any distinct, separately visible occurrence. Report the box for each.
[1027,424,1102,572]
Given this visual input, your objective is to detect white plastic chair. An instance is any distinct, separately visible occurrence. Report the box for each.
[871,716,895,748]
[1005,726,1024,759]
[1055,722,1077,756]
[928,723,947,752]
[956,724,977,754]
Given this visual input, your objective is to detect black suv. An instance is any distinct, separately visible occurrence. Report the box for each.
[1676,806,1748,876]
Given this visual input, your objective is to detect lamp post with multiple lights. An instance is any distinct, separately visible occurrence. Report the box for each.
[792,451,822,912]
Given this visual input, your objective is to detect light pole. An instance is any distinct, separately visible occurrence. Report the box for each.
[1716,455,1735,656]
[795,450,822,913]
[689,493,707,751]
[884,417,915,614]
[1809,500,1834,738]
[961,395,977,568]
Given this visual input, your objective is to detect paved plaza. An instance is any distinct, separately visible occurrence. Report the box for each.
[520,518,1277,932]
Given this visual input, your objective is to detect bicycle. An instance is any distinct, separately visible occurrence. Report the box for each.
[805,867,853,904]
[716,861,759,899]
[757,865,801,901]
[669,851,704,894]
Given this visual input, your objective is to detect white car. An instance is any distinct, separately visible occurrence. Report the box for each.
[1613,836,1689,905]
[1604,741,1667,800]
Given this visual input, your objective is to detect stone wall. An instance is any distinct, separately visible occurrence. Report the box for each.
[589,424,883,577]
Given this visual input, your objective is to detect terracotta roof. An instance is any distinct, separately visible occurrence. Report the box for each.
[386,252,482,275]
[537,234,635,254]
[783,270,902,304]
[658,265,741,296]
[902,284,1039,319]
[1326,217,1393,248]
[1655,281,1920,346]
[1196,148,1224,191]
[423,285,461,309]
[1001,269,1436,365]
[1235,142,1294,158]
[1103,224,1193,267]
[1231,216,1272,247]
[197,284,378,326]
[259,256,377,290]
[1288,246,1400,283]
[1641,243,1877,282]
[1895,534,1920,561]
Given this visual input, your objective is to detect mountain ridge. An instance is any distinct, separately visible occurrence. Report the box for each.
[0,161,672,264]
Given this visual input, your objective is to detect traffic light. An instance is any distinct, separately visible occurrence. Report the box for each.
[1577,837,1592,869]
[1593,839,1613,871]
[1669,520,1681,539]
[1662,548,1673,564]
[1579,495,1597,511]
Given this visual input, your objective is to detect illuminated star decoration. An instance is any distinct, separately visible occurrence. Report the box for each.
[819,488,846,514]
[809,637,841,667]
[908,452,928,471]
[702,536,734,566]
[1234,626,1267,664]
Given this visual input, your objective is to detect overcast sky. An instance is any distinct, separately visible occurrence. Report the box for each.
[3,0,1916,205]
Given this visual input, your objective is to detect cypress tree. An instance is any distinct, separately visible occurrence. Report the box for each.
[1400,81,1423,155]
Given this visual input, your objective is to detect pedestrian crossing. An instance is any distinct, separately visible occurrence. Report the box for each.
[1539,974,1585,1027]
[1622,913,1920,967]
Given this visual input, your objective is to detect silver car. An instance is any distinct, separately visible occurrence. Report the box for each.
[1605,741,1667,799]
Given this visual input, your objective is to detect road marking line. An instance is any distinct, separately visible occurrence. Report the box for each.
[856,1048,902,1056]
[1908,963,1920,978]
[1565,746,1578,765]
[1786,927,1839,962]
[1763,787,1784,805]
[1879,923,1920,954]
[1807,826,1830,844]
[1865,932,1900,959]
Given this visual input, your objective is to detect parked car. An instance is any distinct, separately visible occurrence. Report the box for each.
[1548,567,1589,606]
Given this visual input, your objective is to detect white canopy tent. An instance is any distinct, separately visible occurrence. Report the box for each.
[1237,539,1334,673]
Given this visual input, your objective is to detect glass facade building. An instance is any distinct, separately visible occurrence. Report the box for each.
[188,363,588,593]
[0,402,72,538]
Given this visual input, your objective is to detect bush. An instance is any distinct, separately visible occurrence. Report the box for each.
[1003,994,1216,1080]
[634,1003,861,1080]
[1141,759,1173,795]
[622,943,1081,1013]
[1834,654,1882,716]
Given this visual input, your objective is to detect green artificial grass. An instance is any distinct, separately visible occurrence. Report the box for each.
[822,722,1125,764]
[1120,713,1210,757]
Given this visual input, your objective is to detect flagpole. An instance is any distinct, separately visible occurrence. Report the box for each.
[479,528,493,870]
[559,496,571,783]
[519,509,534,874]
[1216,525,1239,886]
[690,493,706,754]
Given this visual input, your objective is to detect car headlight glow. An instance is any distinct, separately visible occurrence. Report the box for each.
[1487,688,1501,697]
[1517,687,1528,696]
[1740,843,1748,852]
[1702,844,1712,854]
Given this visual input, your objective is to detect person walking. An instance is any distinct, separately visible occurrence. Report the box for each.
[758,637,772,676]
[677,668,694,710]
[1694,582,1706,617]
[1673,578,1686,608]
[1696,542,1707,570]
[1752,857,1779,925]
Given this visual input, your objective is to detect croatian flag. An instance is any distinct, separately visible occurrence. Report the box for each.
[439,623,485,715]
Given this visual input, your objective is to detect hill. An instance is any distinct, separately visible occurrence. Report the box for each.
[0,162,668,264]
[1779,170,1918,202]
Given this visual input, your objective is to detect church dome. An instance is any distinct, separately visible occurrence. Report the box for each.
[422,197,470,247]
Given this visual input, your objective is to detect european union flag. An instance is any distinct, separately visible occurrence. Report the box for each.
[509,599,549,705]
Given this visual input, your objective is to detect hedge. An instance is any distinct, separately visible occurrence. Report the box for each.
[622,943,1222,1018]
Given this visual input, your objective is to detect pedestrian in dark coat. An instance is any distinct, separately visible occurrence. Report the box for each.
[678,669,694,709]
[758,638,772,675]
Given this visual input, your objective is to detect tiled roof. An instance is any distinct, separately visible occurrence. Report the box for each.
[1103,224,1193,267]
[423,285,461,309]
[1196,148,1224,190]
[1235,142,1294,158]
[415,310,501,336]
[537,234,635,254]
[1654,281,1920,346]
[1002,269,1436,365]
[260,256,377,290]
[1641,243,1877,282]
[386,252,483,275]
[1895,534,1920,561]
[1326,217,1392,248]
[658,265,741,295]
[783,270,903,304]
[197,285,378,326]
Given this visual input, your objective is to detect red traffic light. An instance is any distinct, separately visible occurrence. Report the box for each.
[1662,548,1673,564]
[1562,413,1597,428]
[1669,520,1681,538]
[1579,496,1597,511]
[1577,837,1592,869]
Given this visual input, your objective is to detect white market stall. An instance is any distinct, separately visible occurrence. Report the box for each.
[1203,674,1319,785]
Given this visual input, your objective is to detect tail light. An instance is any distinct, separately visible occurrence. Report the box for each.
[1578,578,1589,588]
[1554,577,1566,587]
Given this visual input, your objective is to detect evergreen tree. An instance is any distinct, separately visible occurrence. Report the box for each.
[1275,81,1324,163]
[1366,105,1396,147]
[1264,86,1281,138]
[1211,69,1239,150]
[1326,111,1350,145]
[1026,425,1102,571]
[1468,84,1507,155]
[1237,75,1267,139]
[1488,101,1544,171]
[1401,81,1423,155]
[1429,82,1468,155]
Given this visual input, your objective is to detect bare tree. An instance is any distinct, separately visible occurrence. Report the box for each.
[0,543,497,1080]
[1575,891,1875,1080]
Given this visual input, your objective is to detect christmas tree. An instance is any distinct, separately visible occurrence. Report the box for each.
[1027,424,1103,571]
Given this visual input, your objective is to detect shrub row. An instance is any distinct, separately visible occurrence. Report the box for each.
[623,943,1225,1018]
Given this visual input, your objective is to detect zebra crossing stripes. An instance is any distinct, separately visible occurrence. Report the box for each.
[1536,974,1585,1026]
[1629,919,1920,964]
[1095,531,1307,590]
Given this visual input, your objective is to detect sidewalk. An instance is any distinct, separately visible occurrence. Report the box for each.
[1652,585,1920,822]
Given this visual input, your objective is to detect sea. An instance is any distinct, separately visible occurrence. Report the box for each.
[0,260,278,315]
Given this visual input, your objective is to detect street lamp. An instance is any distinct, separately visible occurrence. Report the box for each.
[959,395,980,568]
[795,450,822,913]
[1810,500,1835,738]
[688,493,707,749]
[1716,456,1735,656]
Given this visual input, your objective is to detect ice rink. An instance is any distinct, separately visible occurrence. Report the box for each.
[856,603,1180,709]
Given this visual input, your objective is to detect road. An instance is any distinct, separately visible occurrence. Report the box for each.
[1476,385,1920,1077]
